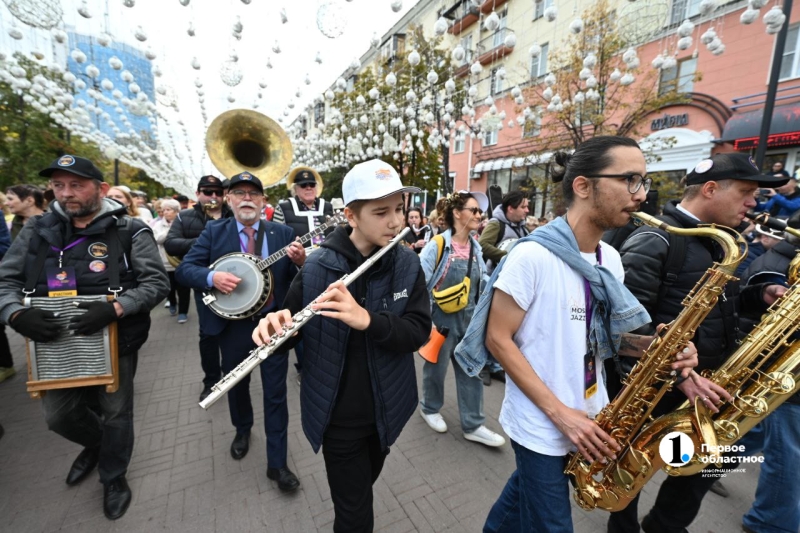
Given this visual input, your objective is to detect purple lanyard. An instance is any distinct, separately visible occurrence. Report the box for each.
[584,245,602,338]
[51,236,89,267]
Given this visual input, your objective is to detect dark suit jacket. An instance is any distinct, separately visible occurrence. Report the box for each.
[175,218,297,336]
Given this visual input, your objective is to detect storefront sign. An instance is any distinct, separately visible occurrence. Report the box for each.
[651,113,689,131]
[734,132,800,151]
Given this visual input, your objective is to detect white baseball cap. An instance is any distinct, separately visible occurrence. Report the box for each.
[342,159,420,206]
[455,189,489,213]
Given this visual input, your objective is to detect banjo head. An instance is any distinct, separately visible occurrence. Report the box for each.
[208,254,271,318]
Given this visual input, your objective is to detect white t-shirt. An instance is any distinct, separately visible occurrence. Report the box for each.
[493,240,625,456]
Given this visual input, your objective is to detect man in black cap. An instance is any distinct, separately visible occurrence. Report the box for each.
[0,154,169,520]
[176,172,306,492]
[165,175,232,402]
[607,152,789,533]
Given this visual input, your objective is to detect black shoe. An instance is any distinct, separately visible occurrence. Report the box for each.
[230,432,250,460]
[66,446,101,486]
[742,524,757,533]
[267,467,300,492]
[710,480,729,498]
[479,366,491,386]
[199,386,213,402]
[490,369,506,383]
[103,476,132,520]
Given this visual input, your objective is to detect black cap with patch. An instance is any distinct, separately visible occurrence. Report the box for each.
[197,175,223,189]
[685,153,790,188]
[39,155,104,181]
[295,170,316,185]
[228,172,263,191]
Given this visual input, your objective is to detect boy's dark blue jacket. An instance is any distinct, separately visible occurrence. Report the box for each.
[282,226,431,453]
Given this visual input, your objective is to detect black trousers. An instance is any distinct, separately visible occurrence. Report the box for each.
[322,432,388,533]
[167,272,191,314]
[0,325,12,368]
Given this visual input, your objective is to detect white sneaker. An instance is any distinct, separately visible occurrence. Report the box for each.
[420,409,447,433]
[464,425,506,447]
[164,301,170,308]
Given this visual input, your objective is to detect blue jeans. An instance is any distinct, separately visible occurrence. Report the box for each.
[740,402,800,533]
[42,353,137,484]
[484,440,573,533]
[421,334,484,433]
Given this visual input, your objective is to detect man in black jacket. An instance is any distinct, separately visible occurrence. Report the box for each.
[164,175,232,402]
[608,153,789,533]
[0,155,169,520]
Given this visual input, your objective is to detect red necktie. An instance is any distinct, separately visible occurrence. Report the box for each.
[243,226,256,256]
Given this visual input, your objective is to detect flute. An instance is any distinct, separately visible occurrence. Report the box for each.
[199,227,412,409]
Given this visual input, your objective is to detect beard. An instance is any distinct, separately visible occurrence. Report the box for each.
[236,202,259,222]
[61,194,102,219]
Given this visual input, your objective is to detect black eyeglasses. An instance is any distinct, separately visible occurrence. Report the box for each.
[200,189,224,197]
[583,173,652,194]
[229,189,264,198]
[460,207,483,216]
[297,182,316,189]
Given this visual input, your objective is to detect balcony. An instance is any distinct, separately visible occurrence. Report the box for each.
[453,29,515,78]
[441,1,480,36]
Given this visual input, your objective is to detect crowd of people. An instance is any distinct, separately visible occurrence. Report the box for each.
[0,142,796,533]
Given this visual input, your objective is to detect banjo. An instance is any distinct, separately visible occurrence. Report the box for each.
[202,213,346,320]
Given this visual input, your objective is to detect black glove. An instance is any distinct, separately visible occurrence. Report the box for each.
[9,307,62,342]
[68,301,118,336]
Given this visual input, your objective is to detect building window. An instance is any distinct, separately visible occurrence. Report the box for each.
[670,0,703,24]
[534,0,554,20]
[484,129,498,146]
[530,43,549,79]
[522,107,542,138]
[346,76,357,93]
[780,24,800,80]
[459,34,473,66]
[492,8,509,48]
[454,132,466,153]
[313,102,324,126]
[659,57,697,95]
[490,67,504,95]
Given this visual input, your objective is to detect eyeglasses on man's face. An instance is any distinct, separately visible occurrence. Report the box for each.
[229,189,264,199]
[583,173,653,194]
[460,206,483,216]
[200,189,224,197]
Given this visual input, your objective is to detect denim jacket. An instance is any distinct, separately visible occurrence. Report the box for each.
[454,216,651,377]
[419,228,488,294]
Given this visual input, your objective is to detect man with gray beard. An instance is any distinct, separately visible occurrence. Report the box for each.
[0,155,169,520]
[176,172,306,492]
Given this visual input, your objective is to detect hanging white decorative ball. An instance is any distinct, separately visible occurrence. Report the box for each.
[145,48,157,60]
[71,49,88,64]
[570,19,584,34]
[452,46,466,62]
[85,65,101,78]
[662,56,677,69]
[78,0,92,18]
[484,11,501,31]
[335,77,347,90]
[652,54,665,69]
[370,32,380,48]
[701,28,717,44]
[427,70,439,84]
[706,37,722,51]
[134,26,147,41]
[544,6,558,22]
[677,36,693,50]
[406,89,417,102]
[408,50,421,66]
[385,72,397,86]
[101,79,114,91]
[627,56,641,69]
[369,87,381,100]
[711,44,726,55]
[191,57,201,69]
[187,22,196,36]
[529,43,542,58]
[228,94,236,103]
[586,76,598,88]
[766,24,782,35]
[542,87,553,101]
[579,67,592,80]
[610,68,622,82]
[445,78,456,93]
[504,33,517,48]
[7,23,23,40]
[123,0,135,7]
[740,8,759,24]
[678,19,695,37]
[280,8,288,23]
[623,48,638,64]
[272,41,281,53]
[434,17,448,36]
[468,86,478,97]
[750,0,768,8]
[763,6,786,29]
[574,91,585,103]
[470,61,483,75]
[52,29,68,43]
[391,1,403,13]
[620,73,635,86]
[356,95,366,106]
[699,0,716,15]
[583,53,598,69]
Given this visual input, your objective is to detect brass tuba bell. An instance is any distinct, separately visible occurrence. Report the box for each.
[205,109,293,186]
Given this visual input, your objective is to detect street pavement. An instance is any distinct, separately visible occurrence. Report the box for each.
[0,302,759,532]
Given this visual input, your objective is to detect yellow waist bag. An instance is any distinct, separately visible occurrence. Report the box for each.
[431,235,474,314]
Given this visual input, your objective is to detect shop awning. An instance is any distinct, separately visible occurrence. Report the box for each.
[722,103,800,149]
[471,153,551,177]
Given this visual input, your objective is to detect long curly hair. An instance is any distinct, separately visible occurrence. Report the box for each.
[435,191,476,229]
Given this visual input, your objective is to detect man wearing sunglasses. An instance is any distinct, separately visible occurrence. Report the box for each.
[165,175,232,402]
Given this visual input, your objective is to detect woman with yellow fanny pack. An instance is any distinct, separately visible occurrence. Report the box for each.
[417,191,506,448]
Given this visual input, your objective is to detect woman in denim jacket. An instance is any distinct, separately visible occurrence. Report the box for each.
[418,191,506,447]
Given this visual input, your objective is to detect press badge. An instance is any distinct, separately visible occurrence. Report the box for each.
[46,266,78,297]
[584,351,597,399]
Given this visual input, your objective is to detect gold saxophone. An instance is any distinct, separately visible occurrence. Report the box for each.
[564,211,746,512]
[661,214,800,476]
